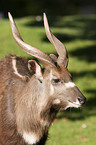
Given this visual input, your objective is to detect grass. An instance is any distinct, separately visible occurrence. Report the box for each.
[0,14,96,145]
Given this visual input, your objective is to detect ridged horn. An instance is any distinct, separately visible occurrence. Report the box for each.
[44,13,68,67]
[8,12,55,68]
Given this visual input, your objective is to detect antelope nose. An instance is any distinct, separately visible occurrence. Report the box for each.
[78,96,86,105]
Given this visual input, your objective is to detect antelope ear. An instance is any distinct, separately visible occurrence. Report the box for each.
[28,60,42,79]
[49,54,57,63]
[28,60,36,74]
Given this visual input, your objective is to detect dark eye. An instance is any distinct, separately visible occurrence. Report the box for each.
[52,79,63,84]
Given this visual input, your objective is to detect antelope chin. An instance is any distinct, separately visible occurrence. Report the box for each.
[64,99,81,110]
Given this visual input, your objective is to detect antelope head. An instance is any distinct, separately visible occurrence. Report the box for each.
[8,12,86,117]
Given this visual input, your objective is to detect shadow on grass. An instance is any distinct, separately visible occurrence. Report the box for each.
[85,89,96,111]
[42,33,75,43]
[24,16,60,28]
[24,15,96,41]
[24,15,96,64]
[71,70,96,81]
[70,45,96,63]
[42,35,96,63]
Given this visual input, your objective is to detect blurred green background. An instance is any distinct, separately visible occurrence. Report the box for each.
[0,0,96,17]
[0,0,96,145]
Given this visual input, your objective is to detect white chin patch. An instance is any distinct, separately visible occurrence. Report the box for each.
[64,99,81,110]
[23,132,39,145]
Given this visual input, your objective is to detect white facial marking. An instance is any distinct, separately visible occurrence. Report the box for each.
[12,57,25,79]
[23,132,39,145]
[53,99,61,105]
[50,84,54,95]
[65,82,76,88]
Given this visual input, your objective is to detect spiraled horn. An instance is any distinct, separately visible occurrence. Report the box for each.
[44,13,68,67]
[8,12,55,68]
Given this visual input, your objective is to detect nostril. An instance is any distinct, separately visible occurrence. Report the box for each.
[78,96,86,104]
[78,97,81,102]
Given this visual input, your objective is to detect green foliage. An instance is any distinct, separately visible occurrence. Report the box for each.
[0,15,96,145]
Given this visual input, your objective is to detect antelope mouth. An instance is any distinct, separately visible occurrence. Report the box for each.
[64,99,81,110]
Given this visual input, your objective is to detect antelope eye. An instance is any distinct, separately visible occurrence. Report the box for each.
[52,79,63,84]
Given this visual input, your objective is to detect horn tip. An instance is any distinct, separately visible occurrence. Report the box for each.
[43,13,47,20]
[8,12,11,19]
[43,13,46,16]
[8,12,14,24]
[43,12,48,27]
[8,12,10,16]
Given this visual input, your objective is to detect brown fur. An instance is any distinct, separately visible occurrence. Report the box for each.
[0,55,58,145]
[0,55,33,145]
[0,54,85,145]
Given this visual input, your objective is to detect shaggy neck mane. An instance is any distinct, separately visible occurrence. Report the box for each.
[15,75,60,144]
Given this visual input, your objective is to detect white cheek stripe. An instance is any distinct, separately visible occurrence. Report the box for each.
[65,82,76,88]
[50,84,54,95]
[12,57,25,79]
[23,132,39,144]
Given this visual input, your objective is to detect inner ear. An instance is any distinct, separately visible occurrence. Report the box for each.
[28,60,36,74]
[28,60,42,78]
